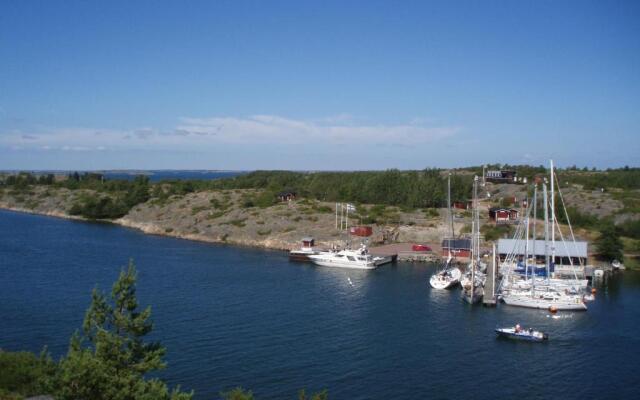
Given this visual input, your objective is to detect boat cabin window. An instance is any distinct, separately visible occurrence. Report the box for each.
[347,256,356,261]
[335,254,344,258]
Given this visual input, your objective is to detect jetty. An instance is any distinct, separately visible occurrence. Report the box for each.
[369,243,439,263]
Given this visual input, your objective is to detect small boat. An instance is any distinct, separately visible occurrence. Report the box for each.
[612,260,625,270]
[495,325,549,342]
[430,261,462,289]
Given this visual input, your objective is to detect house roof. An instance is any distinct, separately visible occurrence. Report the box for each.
[497,238,587,258]
[442,238,472,249]
[489,207,518,212]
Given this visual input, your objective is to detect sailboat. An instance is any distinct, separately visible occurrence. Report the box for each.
[462,176,484,304]
[430,174,462,289]
[500,160,587,311]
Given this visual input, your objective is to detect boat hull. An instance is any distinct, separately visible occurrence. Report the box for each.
[429,267,461,289]
[309,259,377,269]
[461,286,484,304]
[289,251,317,262]
[502,294,587,311]
[495,328,548,342]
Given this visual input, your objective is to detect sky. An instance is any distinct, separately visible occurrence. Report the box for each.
[1,0,638,170]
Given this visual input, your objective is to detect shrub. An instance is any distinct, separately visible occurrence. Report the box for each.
[0,349,56,397]
[424,208,440,218]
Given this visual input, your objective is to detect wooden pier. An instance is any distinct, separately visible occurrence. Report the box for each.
[483,248,498,307]
[369,243,439,263]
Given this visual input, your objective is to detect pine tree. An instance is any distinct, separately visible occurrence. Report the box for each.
[56,260,192,400]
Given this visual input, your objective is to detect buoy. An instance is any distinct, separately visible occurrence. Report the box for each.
[549,306,558,314]
[591,288,597,294]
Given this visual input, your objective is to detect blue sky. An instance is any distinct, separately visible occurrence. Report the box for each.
[1,0,638,170]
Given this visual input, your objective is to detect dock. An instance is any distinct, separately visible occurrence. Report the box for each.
[369,243,440,263]
[483,250,497,307]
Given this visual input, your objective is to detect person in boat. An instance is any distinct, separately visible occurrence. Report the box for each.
[515,324,521,333]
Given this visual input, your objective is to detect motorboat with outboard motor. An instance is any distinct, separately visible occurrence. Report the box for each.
[495,324,548,342]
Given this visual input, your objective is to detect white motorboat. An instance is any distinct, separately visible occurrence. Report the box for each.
[495,325,548,342]
[308,244,379,270]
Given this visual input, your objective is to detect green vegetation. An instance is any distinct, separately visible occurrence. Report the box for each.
[221,218,247,227]
[197,169,472,209]
[64,175,150,219]
[481,224,514,241]
[424,208,439,218]
[594,223,624,261]
[240,190,278,208]
[56,260,193,400]
[557,166,640,191]
[556,206,600,229]
[191,205,207,215]
[0,349,56,399]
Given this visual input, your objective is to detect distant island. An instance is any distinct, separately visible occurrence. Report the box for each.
[1,166,638,268]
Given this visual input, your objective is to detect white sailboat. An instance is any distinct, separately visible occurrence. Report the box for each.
[500,160,587,311]
[430,174,462,289]
[462,176,484,304]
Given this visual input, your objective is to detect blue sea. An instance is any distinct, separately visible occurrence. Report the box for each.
[1,209,638,399]
[103,170,244,182]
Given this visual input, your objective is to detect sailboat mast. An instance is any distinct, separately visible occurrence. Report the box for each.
[471,176,477,301]
[524,208,530,281]
[543,183,550,277]
[532,185,537,266]
[550,159,556,266]
[492,243,496,299]
[448,174,454,239]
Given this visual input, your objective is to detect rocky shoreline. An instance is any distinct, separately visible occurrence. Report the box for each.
[0,186,456,253]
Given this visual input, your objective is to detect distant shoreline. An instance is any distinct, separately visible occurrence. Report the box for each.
[0,204,295,252]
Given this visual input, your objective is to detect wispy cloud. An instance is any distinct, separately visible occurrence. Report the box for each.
[0,115,461,151]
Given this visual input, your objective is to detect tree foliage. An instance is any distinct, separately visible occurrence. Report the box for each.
[204,169,472,209]
[55,260,192,400]
[0,349,56,398]
[594,223,624,262]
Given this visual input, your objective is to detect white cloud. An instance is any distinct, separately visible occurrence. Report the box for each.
[0,115,461,151]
